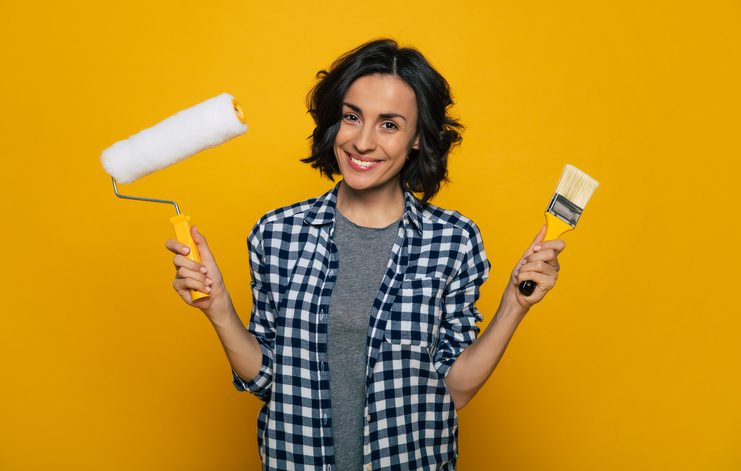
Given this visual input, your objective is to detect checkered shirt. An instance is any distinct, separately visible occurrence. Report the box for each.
[232,183,490,470]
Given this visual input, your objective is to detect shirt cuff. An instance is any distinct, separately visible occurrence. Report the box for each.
[230,341,273,401]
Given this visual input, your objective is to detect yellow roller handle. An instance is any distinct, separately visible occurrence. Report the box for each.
[518,212,575,296]
[170,214,209,301]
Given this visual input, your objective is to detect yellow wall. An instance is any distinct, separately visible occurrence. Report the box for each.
[1,1,739,469]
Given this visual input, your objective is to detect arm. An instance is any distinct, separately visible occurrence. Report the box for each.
[208,292,264,386]
[228,221,276,400]
[444,225,565,409]
[443,292,527,409]
[170,223,275,400]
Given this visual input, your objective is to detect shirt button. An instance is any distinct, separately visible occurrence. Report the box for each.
[323,413,329,426]
[364,464,372,471]
[328,269,335,277]
[366,414,371,423]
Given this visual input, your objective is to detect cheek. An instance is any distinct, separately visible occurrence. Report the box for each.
[334,123,354,145]
[389,138,412,160]
[333,145,344,167]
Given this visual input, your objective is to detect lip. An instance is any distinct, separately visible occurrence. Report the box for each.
[344,150,382,172]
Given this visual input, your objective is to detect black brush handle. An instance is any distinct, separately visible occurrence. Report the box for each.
[519,280,536,296]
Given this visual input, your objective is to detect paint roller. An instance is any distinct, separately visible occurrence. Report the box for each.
[100,92,248,301]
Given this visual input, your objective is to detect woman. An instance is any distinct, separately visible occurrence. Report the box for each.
[166,39,565,470]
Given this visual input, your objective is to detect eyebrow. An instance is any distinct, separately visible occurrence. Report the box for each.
[343,102,407,122]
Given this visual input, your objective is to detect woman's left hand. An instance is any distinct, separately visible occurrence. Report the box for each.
[506,225,566,310]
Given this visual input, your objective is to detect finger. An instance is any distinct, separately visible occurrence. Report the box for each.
[175,275,212,294]
[176,266,211,285]
[524,249,560,268]
[190,225,216,264]
[525,249,556,262]
[166,239,193,256]
[534,238,566,255]
[521,225,547,259]
[515,270,556,290]
[173,253,207,274]
[531,224,547,245]
[172,278,192,300]
[172,278,211,300]
[518,260,558,277]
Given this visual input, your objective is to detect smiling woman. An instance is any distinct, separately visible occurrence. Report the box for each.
[334,74,420,217]
[302,38,463,204]
[166,38,566,471]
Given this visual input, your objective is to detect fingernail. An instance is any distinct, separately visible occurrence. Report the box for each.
[534,245,541,251]
[182,247,189,254]
[206,278,212,284]
[205,286,211,292]
[200,266,207,273]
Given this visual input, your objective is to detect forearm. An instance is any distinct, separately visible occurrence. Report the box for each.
[208,293,263,382]
[444,293,528,409]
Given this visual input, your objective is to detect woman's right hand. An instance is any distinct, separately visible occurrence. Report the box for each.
[165,225,230,323]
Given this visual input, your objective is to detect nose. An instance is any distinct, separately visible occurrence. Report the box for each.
[353,123,376,153]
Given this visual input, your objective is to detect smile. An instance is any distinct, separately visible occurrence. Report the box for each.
[345,151,381,171]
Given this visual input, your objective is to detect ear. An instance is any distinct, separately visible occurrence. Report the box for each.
[411,134,420,150]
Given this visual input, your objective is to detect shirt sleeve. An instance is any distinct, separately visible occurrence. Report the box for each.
[433,220,490,379]
[231,219,276,402]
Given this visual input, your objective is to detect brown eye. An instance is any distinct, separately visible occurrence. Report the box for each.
[381,121,398,130]
[343,113,359,122]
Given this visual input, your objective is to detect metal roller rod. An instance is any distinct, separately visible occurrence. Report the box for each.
[111,176,181,215]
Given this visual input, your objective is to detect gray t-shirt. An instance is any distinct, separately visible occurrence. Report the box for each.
[327,209,400,470]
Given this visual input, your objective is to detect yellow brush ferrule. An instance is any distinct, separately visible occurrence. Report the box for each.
[170,214,209,301]
[544,211,575,241]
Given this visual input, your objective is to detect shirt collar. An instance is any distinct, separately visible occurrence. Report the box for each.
[303,182,424,234]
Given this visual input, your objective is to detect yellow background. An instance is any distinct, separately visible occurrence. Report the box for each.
[1,1,739,469]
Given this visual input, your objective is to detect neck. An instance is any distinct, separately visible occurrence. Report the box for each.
[337,179,405,228]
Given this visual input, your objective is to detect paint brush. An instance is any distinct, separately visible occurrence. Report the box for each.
[519,164,600,296]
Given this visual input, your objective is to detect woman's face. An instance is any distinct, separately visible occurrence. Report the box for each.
[334,73,419,194]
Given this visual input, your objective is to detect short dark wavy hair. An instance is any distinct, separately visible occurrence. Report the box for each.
[301,38,463,203]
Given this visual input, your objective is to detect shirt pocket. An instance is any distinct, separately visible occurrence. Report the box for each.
[384,276,445,347]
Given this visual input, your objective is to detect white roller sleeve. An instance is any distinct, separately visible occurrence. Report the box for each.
[101,93,248,184]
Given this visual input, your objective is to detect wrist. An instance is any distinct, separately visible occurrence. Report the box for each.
[205,288,234,326]
[500,287,529,320]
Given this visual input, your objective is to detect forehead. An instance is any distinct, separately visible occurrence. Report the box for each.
[343,74,418,117]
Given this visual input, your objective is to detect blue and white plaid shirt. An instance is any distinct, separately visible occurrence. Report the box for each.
[232,183,490,470]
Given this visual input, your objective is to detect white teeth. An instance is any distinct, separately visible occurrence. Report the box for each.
[350,155,377,168]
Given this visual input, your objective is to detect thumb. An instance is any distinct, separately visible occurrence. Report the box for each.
[522,224,546,258]
[531,224,546,246]
[190,225,214,261]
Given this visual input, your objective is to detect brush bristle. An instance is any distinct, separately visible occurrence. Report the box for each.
[554,164,599,209]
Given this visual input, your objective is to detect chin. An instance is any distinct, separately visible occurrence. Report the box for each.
[340,174,378,192]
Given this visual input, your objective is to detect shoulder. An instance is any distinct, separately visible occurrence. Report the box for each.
[418,201,490,282]
[248,187,332,246]
[414,200,490,280]
[256,196,318,227]
[418,200,483,243]
[248,196,315,241]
